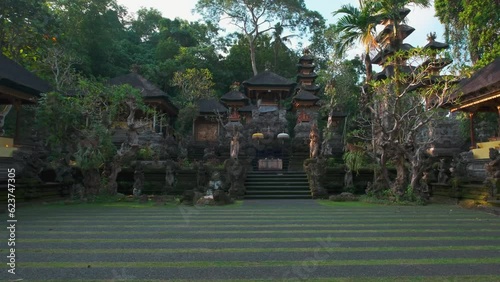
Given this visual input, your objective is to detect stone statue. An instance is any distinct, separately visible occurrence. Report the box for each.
[132,163,144,197]
[164,159,177,194]
[230,132,240,159]
[303,158,328,198]
[224,158,247,199]
[208,171,222,195]
[437,158,449,184]
[309,123,320,159]
[485,148,500,178]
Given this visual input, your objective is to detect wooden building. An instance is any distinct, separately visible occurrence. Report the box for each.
[444,57,500,155]
[0,54,51,154]
[194,98,227,142]
[109,72,178,134]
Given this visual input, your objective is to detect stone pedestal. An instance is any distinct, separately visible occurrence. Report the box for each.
[258,159,282,170]
[426,119,465,157]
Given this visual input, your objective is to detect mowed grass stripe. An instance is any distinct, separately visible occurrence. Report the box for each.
[17,210,481,216]
[22,218,495,225]
[17,222,500,230]
[27,214,489,221]
[22,276,500,282]
[19,236,500,243]
[17,257,500,268]
[22,228,500,235]
[17,223,500,229]
[18,245,500,254]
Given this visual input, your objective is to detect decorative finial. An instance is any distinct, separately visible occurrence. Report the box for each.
[426,32,437,42]
[230,82,240,91]
[264,61,272,71]
[303,47,311,55]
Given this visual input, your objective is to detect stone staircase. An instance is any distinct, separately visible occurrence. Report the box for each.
[244,171,311,199]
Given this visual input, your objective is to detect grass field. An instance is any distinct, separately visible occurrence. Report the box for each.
[1,199,499,281]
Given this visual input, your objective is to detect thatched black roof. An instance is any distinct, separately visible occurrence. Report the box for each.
[424,40,449,50]
[0,53,51,97]
[109,72,178,115]
[238,104,257,112]
[293,90,319,101]
[300,84,321,92]
[376,24,415,43]
[243,70,295,87]
[220,90,249,102]
[376,8,411,23]
[373,65,417,81]
[372,43,414,65]
[109,73,168,98]
[197,98,228,114]
[298,54,315,63]
[456,58,500,96]
[444,58,500,112]
[297,72,318,79]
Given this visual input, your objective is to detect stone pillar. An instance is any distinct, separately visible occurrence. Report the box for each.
[469,112,476,149]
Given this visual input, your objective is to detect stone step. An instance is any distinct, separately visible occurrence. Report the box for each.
[244,194,312,199]
[246,189,310,194]
[246,181,309,186]
[244,170,310,199]
[246,186,309,191]
[246,176,307,180]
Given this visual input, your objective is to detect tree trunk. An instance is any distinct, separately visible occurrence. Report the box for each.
[249,38,258,76]
[364,53,372,82]
[107,160,122,195]
[106,96,144,195]
[393,155,407,196]
[83,168,101,196]
[409,165,420,194]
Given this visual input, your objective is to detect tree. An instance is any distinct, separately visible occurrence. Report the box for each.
[271,23,297,70]
[361,49,455,197]
[0,0,57,64]
[171,68,216,134]
[331,1,379,82]
[435,0,500,67]
[195,0,324,75]
[130,8,163,42]
[49,0,129,77]
[36,79,149,196]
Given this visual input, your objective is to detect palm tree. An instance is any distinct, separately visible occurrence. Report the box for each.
[332,1,380,82]
[271,23,297,70]
[375,0,430,52]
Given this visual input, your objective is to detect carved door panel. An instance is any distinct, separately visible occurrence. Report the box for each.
[196,123,218,142]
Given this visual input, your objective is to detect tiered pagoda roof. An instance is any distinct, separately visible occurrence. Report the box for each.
[220,90,249,103]
[377,8,411,25]
[237,104,257,113]
[293,89,320,102]
[371,7,452,88]
[375,24,415,44]
[293,50,321,108]
[242,70,295,87]
[372,43,414,65]
[197,98,228,114]
[424,40,449,50]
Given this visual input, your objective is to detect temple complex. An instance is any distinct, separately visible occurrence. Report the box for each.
[188,51,326,171]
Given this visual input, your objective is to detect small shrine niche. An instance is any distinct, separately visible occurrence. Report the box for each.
[193,98,228,142]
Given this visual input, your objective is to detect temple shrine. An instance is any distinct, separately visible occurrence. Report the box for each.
[189,50,326,171]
